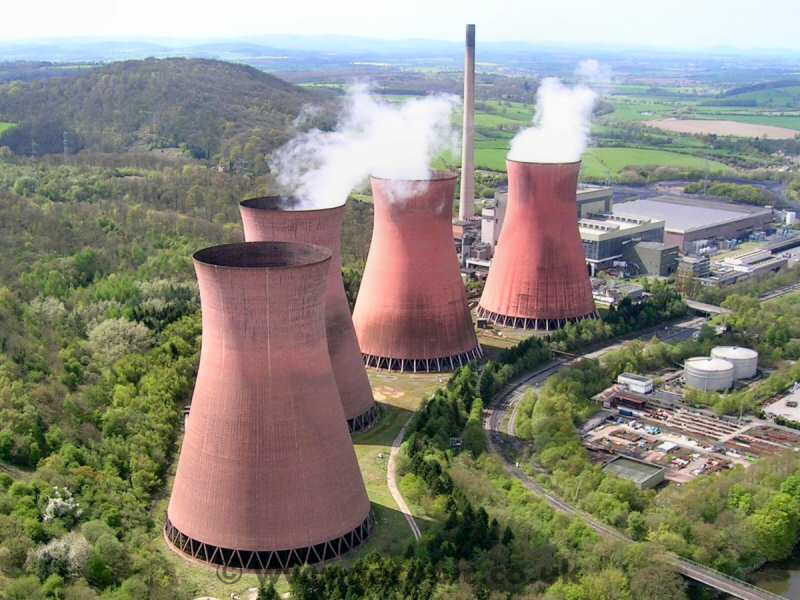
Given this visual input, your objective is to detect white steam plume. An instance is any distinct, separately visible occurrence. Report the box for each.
[270,84,458,208]
[507,59,610,164]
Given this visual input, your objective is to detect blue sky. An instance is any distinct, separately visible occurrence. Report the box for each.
[5,0,800,50]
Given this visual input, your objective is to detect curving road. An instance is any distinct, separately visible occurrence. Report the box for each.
[484,318,788,600]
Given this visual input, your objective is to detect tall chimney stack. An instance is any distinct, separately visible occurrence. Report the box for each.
[458,24,476,222]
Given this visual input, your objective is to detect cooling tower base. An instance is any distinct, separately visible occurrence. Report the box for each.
[164,511,375,572]
[477,306,599,331]
[348,404,382,434]
[363,346,483,373]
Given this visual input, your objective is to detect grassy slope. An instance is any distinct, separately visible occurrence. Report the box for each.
[0,122,13,135]
[713,85,800,108]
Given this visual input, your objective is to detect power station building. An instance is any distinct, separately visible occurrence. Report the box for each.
[166,241,372,570]
[579,214,666,275]
[239,197,380,432]
[478,160,598,330]
[622,241,680,277]
[612,195,774,252]
[353,173,482,371]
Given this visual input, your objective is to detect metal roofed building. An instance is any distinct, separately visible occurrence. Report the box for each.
[603,456,666,489]
[612,195,774,251]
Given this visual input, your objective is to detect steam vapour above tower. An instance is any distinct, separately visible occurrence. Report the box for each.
[507,59,610,163]
[270,84,458,208]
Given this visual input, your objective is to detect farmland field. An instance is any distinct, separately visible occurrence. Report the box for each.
[581,147,731,178]
[475,141,731,178]
[644,118,799,139]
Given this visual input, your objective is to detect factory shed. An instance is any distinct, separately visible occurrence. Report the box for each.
[603,456,666,489]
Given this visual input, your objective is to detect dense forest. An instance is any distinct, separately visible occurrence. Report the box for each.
[0,58,322,169]
[0,151,378,597]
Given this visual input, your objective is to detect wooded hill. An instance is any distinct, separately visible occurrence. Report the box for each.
[0,58,319,169]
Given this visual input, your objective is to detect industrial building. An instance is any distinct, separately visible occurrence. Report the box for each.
[622,241,680,277]
[591,280,645,309]
[677,255,711,278]
[579,214,665,275]
[612,195,774,252]
[711,249,788,282]
[480,198,505,250]
[603,456,666,489]
[478,160,598,330]
[617,373,654,394]
[166,241,372,570]
[239,197,380,433]
[353,173,482,372]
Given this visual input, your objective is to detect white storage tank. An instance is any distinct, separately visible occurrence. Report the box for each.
[710,346,758,380]
[684,357,735,392]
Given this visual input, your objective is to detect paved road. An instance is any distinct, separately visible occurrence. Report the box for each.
[760,282,800,302]
[484,318,788,600]
[387,418,422,541]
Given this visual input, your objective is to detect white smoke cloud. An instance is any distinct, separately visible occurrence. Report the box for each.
[270,84,458,208]
[507,60,610,164]
[575,58,613,93]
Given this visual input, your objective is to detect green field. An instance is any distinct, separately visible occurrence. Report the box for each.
[474,142,732,178]
[0,122,14,135]
[581,147,732,178]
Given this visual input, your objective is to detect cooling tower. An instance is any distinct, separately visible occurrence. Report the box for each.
[165,241,373,570]
[239,198,379,433]
[478,160,598,330]
[353,172,481,372]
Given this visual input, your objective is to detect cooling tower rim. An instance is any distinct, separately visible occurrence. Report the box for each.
[369,169,457,183]
[240,195,345,213]
[505,157,582,166]
[193,241,331,270]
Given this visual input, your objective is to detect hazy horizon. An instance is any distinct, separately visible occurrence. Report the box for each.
[3,0,800,52]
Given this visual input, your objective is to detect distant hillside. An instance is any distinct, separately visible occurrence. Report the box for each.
[0,57,319,168]
[705,79,800,108]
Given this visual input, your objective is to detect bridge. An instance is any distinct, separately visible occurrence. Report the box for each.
[484,327,788,600]
[685,299,732,316]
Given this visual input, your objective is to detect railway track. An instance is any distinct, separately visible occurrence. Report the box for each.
[483,321,788,600]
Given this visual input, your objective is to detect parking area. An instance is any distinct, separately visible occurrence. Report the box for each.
[764,387,800,421]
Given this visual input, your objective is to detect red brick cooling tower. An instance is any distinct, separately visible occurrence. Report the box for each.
[478,160,597,330]
[165,242,373,570]
[239,198,379,433]
[352,173,481,372]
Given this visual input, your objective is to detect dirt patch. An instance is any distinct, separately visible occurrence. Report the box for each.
[645,118,798,140]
